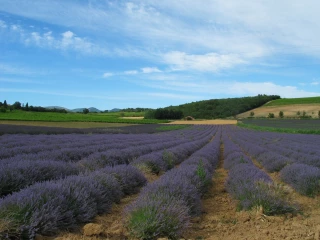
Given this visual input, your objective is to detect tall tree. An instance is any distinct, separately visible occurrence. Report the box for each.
[3,100,7,109]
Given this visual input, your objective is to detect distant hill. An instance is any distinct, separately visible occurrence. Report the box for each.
[109,108,121,112]
[163,95,280,119]
[71,107,102,113]
[238,96,320,119]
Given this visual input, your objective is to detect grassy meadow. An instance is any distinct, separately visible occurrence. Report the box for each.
[265,96,320,106]
[0,110,168,124]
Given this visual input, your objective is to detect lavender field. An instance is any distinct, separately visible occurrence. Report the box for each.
[0,125,320,239]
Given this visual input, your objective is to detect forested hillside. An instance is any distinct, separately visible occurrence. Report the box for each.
[163,95,280,119]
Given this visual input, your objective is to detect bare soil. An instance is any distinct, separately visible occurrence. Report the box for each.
[47,144,320,240]
[237,104,320,118]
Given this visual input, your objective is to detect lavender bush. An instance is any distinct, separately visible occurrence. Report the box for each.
[226,163,298,215]
[125,192,190,240]
[280,163,320,197]
[0,160,81,196]
[0,170,133,238]
[101,165,147,195]
[125,134,221,239]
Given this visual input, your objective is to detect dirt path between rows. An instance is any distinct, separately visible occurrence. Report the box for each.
[46,144,320,240]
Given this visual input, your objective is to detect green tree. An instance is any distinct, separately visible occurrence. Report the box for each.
[25,102,29,111]
[83,108,89,114]
[13,101,22,109]
[3,100,7,109]
[268,113,275,118]
[279,111,284,118]
[250,111,254,117]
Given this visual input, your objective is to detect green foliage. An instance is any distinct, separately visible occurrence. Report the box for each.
[318,110,320,119]
[144,110,156,119]
[279,111,284,118]
[0,110,168,124]
[3,100,7,109]
[12,102,22,109]
[250,111,254,117]
[268,113,275,118]
[165,94,280,119]
[83,108,89,114]
[196,160,208,187]
[0,108,6,113]
[297,111,301,116]
[146,108,184,120]
[162,150,175,170]
[238,122,320,135]
[265,96,320,106]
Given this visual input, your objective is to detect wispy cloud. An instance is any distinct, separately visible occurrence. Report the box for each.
[163,51,246,72]
[141,67,162,74]
[124,70,138,75]
[102,72,113,78]
[0,77,47,84]
[0,63,38,75]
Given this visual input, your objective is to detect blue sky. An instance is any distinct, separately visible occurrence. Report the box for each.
[1,0,320,110]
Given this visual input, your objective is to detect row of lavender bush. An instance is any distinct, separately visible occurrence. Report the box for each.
[0,165,147,239]
[0,126,216,197]
[124,130,221,239]
[225,126,320,197]
[222,131,297,215]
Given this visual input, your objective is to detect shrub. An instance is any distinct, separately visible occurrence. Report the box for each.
[0,173,122,238]
[280,163,320,197]
[279,111,284,118]
[226,164,297,215]
[101,165,147,195]
[124,193,190,240]
[268,113,275,118]
[250,111,254,117]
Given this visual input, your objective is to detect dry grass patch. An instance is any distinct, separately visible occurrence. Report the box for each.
[238,104,320,118]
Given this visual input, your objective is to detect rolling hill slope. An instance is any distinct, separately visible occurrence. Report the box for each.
[237,96,320,118]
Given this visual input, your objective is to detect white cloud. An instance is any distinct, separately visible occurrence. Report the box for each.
[225,82,320,98]
[141,67,162,74]
[102,72,113,78]
[163,51,246,72]
[124,70,138,75]
[3,24,109,55]
[311,81,320,86]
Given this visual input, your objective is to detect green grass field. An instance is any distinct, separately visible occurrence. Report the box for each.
[0,110,168,124]
[265,96,320,106]
[238,122,320,135]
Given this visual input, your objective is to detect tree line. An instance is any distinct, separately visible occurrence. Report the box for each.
[0,100,68,113]
[145,95,281,120]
